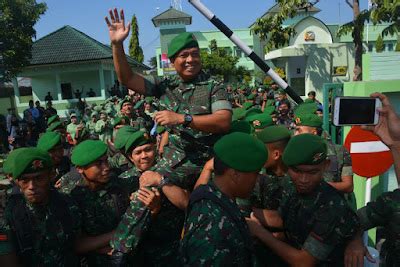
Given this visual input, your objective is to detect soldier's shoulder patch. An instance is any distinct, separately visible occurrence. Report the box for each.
[0,234,8,241]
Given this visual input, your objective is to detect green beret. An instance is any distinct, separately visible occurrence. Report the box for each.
[265,99,275,107]
[247,94,256,100]
[256,125,291,144]
[71,140,107,166]
[214,132,267,172]
[47,121,64,132]
[245,113,274,130]
[294,113,322,128]
[145,96,154,104]
[113,116,129,128]
[125,131,152,153]
[304,98,315,104]
[232,108,246,121]
[114,126,135,150]
[70,113,77,118]
[37,132,61,152]
[133,100,145,109]
[156,125,166,134]
[294,103,318,116]
[12,148,53,179]
[263,106,276,115]
[91,112,98,118]
[230,120,253,134]
[242,102,254,110]
[3,148,29,175]
[245,108,262,118]
[119,97,131,109]
[168,32,199,58]
[283,134,327,166]
[47,115,59,126]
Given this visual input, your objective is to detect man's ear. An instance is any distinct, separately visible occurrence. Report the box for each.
[273,149,281,161]
[76,166,84,174]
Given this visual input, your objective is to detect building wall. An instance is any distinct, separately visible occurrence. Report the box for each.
[31,75,57,101]
[290,17,333,45]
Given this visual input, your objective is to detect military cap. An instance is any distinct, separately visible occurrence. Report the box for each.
[11,148,53,179]
[114,126,135,150]
[3,148,29,175]
[91,111,98,118]
[294,113,322,128]
[283,134,327,166]
[71,140,107,166]
[47,121,64,132]
[263,106,276,115]
[37,131,61,152]
[47,115,59,126]
[119,97,131,109]
[265,99,275,107]
[294,102,318,116]
[256,125,291,144]
[232,108,246,121]
[168,32,199,58]
[245,108,262,118]
[125,131,152,153]
[214,132,267,173]
[145,96,154,104]
[304,98,315,104]
[245,113,274,130]
[242,102,254,110]
[230,120,253,134]
[247,94,256,100]
[277,89,286,95]
[113,116,129,128]
[134,100,145,109]
[70,113,77,118]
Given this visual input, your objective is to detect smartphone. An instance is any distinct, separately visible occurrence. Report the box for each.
[333,97,382,126]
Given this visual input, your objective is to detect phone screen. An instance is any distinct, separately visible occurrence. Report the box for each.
[339,98,376,124]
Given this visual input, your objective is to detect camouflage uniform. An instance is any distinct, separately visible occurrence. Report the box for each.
[323,143,356,210]
[70,175,138,266]
[276,113,295,130]
[111,164,184,266]
[57,168,84,195]
[0,189,81,266]
[279,181,359,266]
[181,182,254,266]
[357,189,400,267]
[144,72,231,190]
[86,120,97,135]
[108,152,132,176]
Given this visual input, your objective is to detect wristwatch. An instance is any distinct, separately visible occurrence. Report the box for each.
[158,176,170,190]
[183,114,193,128]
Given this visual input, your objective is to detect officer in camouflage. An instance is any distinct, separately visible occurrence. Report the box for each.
[0,147,81,266]
[110,127,189,266]
[106,9,232,191]
[181,132,267,265]
[246,134,359,266]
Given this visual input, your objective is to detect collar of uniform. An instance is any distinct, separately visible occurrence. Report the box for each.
[208,181,237,205]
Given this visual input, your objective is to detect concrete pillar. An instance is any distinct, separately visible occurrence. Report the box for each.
[99,67,105,99]
[12,78,20,106]
[55,73,62,100]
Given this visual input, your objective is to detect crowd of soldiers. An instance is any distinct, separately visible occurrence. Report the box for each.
[0,8,398,267]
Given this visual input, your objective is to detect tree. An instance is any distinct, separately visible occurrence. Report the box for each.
[0,0,47,81]
[370,0,400,36]
[148,56,157,69]
[128,14,144,63]
[200,39,241,81]
[252,0,369,81]
[375,34,385,52]
[395,40,400,51]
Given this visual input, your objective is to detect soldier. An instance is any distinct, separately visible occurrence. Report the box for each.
[69,140,137,266]
[66,113,79,143]
[37,131,70,183]
[294,112,355,208]
[86,111,98,137]
[0,147,81,266]
[95,111,112,143]
[276,99,295,129]
[246,134,359,266]
[181,132,267,265]
[105,9,232,191]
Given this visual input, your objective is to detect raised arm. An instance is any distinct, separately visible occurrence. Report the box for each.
[105,8,146,95]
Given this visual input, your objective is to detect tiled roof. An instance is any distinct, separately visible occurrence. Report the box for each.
[152,7,192,27]
[30,25,149,69]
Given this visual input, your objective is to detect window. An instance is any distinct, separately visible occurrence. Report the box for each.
[61,83,72,99]
[235,47,243,58]
[368,44,373,52]
[388,43,394,51]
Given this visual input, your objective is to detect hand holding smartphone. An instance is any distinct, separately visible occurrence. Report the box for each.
[333,97,382,126]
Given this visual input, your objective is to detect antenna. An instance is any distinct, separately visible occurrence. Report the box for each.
[171,0,182,11]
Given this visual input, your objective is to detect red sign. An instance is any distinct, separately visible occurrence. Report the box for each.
[344,126,393,177]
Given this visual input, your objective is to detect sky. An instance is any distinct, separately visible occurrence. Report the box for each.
[34,0,369,64]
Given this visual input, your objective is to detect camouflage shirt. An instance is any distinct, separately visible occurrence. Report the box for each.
[323,143,353,183]
[70,176,137,266]
[279,181,359,266]
[0,189,81,266]
[357,189,400,266]
[111,164,184,266]
[144,72,232,166]
[181,182,253,266]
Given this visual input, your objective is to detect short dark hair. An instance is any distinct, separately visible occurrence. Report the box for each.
[308,91,316,97]
[269,137,290,151]
[214,156,229,176]
[279,99,291,109]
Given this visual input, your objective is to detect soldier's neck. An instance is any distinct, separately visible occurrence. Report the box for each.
[270,162,287,177]
[213,177,234,200]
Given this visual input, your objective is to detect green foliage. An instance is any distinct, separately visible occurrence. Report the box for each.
[148,56,157,69]
[337,10,370,38]
[128,14,144,63]
[375,35,385,52]
[200,39,243,81]
[370,0,400,36]
[0,0,47,81]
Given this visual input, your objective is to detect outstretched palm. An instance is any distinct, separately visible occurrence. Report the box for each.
[105,8,130,44]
